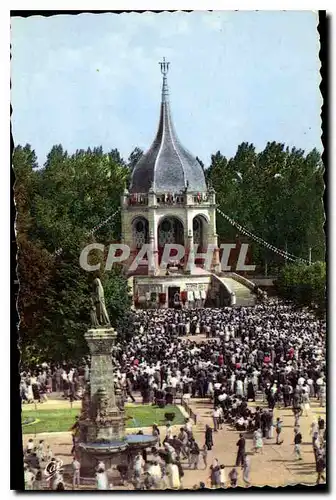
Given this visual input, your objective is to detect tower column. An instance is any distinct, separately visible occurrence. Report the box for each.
[148,208,158,275]
[209,204,220,273]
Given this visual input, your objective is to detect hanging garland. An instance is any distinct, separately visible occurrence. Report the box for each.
[216,207,310,264]
[53,207,121,257]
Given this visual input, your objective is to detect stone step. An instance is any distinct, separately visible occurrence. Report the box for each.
[216,276,256,306]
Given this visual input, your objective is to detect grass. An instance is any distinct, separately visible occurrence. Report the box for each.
[21,404,185,434]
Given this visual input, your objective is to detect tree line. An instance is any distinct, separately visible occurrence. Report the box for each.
[13,141,325,363]
[275,262,326,316]
[206,142,325,271]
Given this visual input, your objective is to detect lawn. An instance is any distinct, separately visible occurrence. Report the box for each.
[21,404,185,434]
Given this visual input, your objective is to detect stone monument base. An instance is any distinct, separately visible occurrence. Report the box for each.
[78,441,129,480]
[77,320,158,487]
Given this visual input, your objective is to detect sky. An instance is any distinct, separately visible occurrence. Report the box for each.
[11,11,322,167]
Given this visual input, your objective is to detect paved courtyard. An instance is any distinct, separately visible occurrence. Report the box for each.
[22,393,326,489]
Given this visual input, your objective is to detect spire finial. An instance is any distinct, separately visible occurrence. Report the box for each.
[159,57,170,102]
[159,57,170,76]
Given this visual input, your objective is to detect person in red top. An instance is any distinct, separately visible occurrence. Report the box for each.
[218,354,224,366]
[288,347,295,359]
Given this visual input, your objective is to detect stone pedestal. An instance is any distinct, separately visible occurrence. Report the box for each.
[77,327,158,482]
[78,328,126,477]
[84,329,119,410]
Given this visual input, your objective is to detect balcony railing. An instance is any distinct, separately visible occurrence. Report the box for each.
[127,194,148,206]
[156,193,185,205]
[125,192,210,207]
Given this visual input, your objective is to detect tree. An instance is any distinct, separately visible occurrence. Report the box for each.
[13,144,39,237]
[103,268,132,327]
[207,142,325,270]
[17,239,54,365]
[14,143,131,365]
[108,148,126,167]
[275,262,326,314]
[128,147,143,172]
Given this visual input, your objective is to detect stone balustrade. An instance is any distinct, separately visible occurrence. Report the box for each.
[123,191,213,207]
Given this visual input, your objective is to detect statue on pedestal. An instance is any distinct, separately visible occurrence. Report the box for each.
[90,278,111,328]
[90,297,100,328]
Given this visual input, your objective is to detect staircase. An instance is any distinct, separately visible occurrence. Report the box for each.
[216,275,256,307]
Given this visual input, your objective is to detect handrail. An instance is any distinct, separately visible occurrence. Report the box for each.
[230,272,256,291]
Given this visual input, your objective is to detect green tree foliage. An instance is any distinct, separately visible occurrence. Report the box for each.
[275,262,326,314]
[206,141,325,270]
[13,144,131,365]
[103,268,132,326]
[128,147,143,172]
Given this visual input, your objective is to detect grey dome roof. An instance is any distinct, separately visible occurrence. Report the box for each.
[130,68,207,194]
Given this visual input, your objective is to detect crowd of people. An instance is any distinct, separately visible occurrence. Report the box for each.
[22,299,327,489]
[112,301,326,409]
[20,363,89,404]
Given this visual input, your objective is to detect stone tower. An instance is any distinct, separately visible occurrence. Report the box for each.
[121,58,220,275]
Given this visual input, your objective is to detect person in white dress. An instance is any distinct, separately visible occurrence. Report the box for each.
[302,388,310,416]
[96,468,109,490]
[166,461,180,489]
[24,464,35,490]
[148,461,162,489]
[27,383,34,402]
[236,379,243,397]
[220,464,227,487]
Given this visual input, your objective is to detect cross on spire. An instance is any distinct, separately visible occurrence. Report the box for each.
[159,57,170,76]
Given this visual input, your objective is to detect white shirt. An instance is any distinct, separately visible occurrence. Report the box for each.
[164,443,176,459]
[148,464,161,479]
[170,376,178,388]
[26,441,34,452]
[73,460,80,471]
[24,470,35,488]
[134,456,144,472]
[166,427,173,439]
[185,421,193,433]
[220,468,227,484]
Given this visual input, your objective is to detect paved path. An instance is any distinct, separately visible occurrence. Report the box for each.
[22,395,325,489]
[179,397,326,488]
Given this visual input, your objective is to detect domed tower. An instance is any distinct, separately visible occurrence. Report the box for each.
[121,58,220,280]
